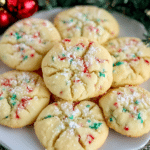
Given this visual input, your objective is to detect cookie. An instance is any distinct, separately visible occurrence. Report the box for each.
[103,37,150,87]
[34,101,109,150]
[42,37,113,101]
[0,18,61,71]
[54,6,119,44]
[0,71,50,128]
[99,86,150,137]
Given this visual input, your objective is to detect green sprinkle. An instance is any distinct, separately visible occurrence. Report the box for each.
[11,94,16,100]
[137,113,141,120]
[0,97,3,100]
[132,54,136,57]
[96,19,100,22]
[76,26,81,30]
[99,72,105,77]
[86,105,90,108]
[25,79,30,83]
[113,70,115,73]
[103,19,107,21]
[87,120,91,123]
[62,20,67,23]
[15,32,22,40]
[69,115,74,120]
[70,59,73,64]
[5,116,8,118]
[114,62,124,66]
[141,119,143,123]
[110,117,113,122]
[52,56,55,61]
[89,123,102,130]
[44,115,54,119]
[2,88,6,91]
[70,18,73,22]
[12,101,16,106]
[76,47,80,50]
[83,14,88,17]
[62,54,66,57]
[114,54,119,57]
[23,55,28,60]
[20,47,24,51]
[122,108,127,112]
[135,100,140,105]
[109,42,114,45]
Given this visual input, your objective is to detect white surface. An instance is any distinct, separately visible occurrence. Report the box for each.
[0,8,149,150]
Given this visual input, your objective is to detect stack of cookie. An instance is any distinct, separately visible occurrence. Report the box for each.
[0,6,150,150]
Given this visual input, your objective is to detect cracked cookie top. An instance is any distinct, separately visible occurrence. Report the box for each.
[0,71,50,128]
[0,18,61,71]
[103,37,150,87]
[99,86,150,137]
[34,101,109,150]
[42,37,113,101]
[54,6,119,44]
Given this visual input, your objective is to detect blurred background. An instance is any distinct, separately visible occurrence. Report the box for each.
[0,0,149,45]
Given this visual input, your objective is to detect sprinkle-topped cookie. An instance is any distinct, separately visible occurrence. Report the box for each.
[54,6,119,44]
[0,71,50,128]
[42,37,113,101]
[0,18,61,71]
[103,37,150,87]
[34,101,109,150]
[99,86,150,137]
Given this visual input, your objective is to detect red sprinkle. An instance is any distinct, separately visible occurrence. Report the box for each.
[144,60,149,65]
[87,134,95,144]
[54,102,58,106]
[15,110,20,119]
[83,61,88,73]
[117,49,122,52]
[95,57,104,63]
[78,135,81,141]
[58,56,66,61]
[134,106,137,111]
[88,26,99,33]
[10,32,13,36]
[124,126,129,131]
[0,91,3,96]
[73,79,80,83]
[132,57,140,61]
[73,101,80,111]
[82,61,91,78]
[1,79,11,86]
[76,43,85,48]
[30,54,34,58]
[117,92,122,95]
[16,97,32,119]
[130,88,134,93]
[114,102,118,108]
[111,32,115,35]
[63,39,71,42]
[88,41,94,48]
[27,86,33,93]
[60,91,63,95]
[42,22,47,26]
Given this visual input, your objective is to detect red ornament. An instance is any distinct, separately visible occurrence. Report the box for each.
[7,0,38,19]
[0,8,15,28]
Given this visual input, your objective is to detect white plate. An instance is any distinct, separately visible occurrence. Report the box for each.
[0,8,149,150]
